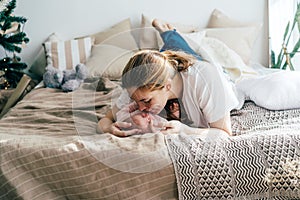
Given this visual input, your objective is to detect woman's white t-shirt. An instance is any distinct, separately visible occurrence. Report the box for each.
[116,60,239,128]
[180,61,238,127]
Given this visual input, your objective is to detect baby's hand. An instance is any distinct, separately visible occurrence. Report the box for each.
[128,102,139,113]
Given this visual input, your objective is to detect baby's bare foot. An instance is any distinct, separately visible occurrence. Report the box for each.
[152,19,174,33]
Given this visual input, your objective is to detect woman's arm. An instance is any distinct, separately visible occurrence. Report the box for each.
[160,112,233,136]
[209,112,233,136]
[97,106,117,133]
[160,120,229,137]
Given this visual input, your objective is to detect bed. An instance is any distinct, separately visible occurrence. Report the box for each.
[1,8,300,200]
[1,76,300,200]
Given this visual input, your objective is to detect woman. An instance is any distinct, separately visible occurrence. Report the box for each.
[97,19,239,137]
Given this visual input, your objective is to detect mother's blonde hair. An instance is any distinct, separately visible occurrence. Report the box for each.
[121,50,196,91]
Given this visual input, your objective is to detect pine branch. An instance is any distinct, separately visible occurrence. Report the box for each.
[8,15,27,24]
[0,41,21,52]
[6,62,27,70]
[0,32,28,53]
[1,17,26,31]
[3,0,16,16]
[2,19,14,31]
[6,32,29,46]
[0,0,29,61]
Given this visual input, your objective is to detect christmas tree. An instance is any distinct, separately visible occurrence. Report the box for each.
[0,0,29,89]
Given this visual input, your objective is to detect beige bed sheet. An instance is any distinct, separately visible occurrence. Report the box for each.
[0,79,177,200]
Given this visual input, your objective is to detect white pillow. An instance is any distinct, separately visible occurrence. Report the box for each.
[195,37,258,82]
[236,71,300,110]
[85,44,135,79]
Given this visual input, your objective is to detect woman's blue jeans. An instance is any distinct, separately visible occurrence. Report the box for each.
[160,30,202,60]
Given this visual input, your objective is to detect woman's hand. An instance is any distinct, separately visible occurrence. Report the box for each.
[209,113,233,136]
[97,106,141,137]
[160,120,191,134]
[160,120,230,138]
[99,120,141,137]
[112,121,142,137]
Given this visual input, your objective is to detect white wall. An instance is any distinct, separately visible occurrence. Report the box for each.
[13,0,268,67]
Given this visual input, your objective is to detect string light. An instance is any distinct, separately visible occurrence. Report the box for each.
[0,0,11,13]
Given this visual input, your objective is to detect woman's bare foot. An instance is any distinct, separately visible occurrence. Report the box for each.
[152,19,175,33]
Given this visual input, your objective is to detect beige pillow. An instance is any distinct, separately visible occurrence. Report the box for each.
[44,36,93,70]
[171,31,257,82]
[196,37,258,82]
[90,18,138,50]
[206,9,262,64]
[139,14,198,50]
[139,14,160,50]
[204,26,260,64]
[85,44,135,79]
[207,9,260,28]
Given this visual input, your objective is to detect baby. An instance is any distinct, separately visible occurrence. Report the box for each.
[116,102,167,133]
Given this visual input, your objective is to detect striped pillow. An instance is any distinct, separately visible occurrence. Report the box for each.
[44,37,93,70]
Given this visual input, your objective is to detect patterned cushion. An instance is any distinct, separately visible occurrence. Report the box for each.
[43,37,93,70]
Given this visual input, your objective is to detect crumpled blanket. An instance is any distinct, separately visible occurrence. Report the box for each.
[235,70,300,110]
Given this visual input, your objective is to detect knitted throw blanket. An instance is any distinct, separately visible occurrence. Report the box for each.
[231,101,300,136]
[166,101,300,199]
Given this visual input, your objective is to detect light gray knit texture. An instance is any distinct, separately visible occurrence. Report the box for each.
[166,101,300,199]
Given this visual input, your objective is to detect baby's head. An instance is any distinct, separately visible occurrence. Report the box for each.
[116,107,166,133]
[127,110,153,133]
